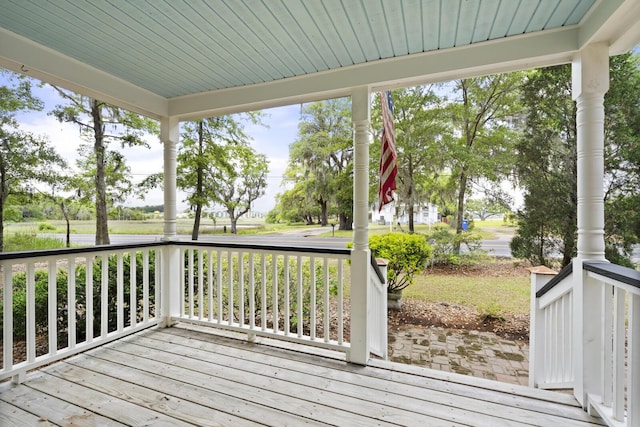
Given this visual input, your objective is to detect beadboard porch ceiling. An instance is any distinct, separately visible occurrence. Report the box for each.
[0,0,639,120]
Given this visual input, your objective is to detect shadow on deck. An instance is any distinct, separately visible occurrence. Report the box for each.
[0,323,604,426]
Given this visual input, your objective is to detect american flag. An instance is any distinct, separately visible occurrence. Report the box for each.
[378,90,397,212]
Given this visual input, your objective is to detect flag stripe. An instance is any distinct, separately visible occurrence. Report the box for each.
[378,90,397,212]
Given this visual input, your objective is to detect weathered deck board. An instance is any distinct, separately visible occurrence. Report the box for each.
[154,327,596,424]
[0,324,605,427]
[0,379,124,426]
[0,399,58,427]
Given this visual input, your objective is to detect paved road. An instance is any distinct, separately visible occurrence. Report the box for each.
[44,232,352,250]
[42,231,640,262]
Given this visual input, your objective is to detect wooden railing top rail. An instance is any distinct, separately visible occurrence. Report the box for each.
[171,240,351,256]
[583,261,640,290]
[0,239,386,283]
[0,241,167,261]
[535,262,573,298]
[535,260,640,299]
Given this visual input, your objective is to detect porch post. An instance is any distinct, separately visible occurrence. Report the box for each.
[349,86,371,365]
[571,43,609,407]
[160,116,181,327]
[161,116,179,240]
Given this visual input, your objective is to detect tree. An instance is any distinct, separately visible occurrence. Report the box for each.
[511,66,577,266]
[447,74,523,252]
[177,114,261,240]
[371,87,450,232]
[465,197,511,221]
[0,72,66,251]
[512,53,640,267]
[267,180,320,225]
[287,99,353,229]
[51,90,158,245]
[211,144,269,233]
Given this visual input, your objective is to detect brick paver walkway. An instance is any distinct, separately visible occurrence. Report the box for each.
[388,326,529,386]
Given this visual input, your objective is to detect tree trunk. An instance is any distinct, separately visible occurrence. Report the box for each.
[92,99,110,246]
[230,217,238,234]
[338,213,352,230]
[408,204,415,233]
[60,202,71,248]
[192,121,205,241]
[192,203,202,240]
[319,199,328,226]
[0,192,4,252]
[454,169,468,255]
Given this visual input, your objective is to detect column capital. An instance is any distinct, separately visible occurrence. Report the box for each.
[351,86,371,123]
[572,43,610,100]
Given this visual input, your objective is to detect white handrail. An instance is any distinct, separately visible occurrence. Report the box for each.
[0,245,161,383]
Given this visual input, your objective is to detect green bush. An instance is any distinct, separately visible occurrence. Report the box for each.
[426,228,488,266]
[368,233,432,293]
[37,222,57,231]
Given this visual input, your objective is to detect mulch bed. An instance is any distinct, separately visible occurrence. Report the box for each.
[388,298,529,342]
[388,260,533,342]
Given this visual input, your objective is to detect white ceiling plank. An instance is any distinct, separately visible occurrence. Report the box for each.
[169,27,579,120]
[0,28,168,119]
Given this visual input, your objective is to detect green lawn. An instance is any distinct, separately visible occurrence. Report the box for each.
[405,267,530,316]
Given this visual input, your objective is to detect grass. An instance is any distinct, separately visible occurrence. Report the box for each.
[5,218,295,236]
[405,268,530,316]
[318,222,503,240]
[3,232,66,252]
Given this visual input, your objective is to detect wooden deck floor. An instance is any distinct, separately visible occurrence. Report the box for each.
[1,324,604,426]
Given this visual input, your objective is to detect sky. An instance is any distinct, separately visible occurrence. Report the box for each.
[12,80,300,214]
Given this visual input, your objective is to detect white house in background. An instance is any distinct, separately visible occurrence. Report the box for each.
[371,202,439,226]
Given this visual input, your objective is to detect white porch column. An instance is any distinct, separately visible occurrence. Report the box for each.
[571,43,609,407]
[573,43,608,262]
[160,116,180,327]
[349,86,371,365]
[161,116,179,240]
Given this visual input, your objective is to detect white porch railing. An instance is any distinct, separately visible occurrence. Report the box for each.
[1,243,163,383]
[368,258,388,358]
[582,262,640,427]
[529,264,574,389]
[173,242,352,351]
[1,241,388,383]
[531,261,640,427]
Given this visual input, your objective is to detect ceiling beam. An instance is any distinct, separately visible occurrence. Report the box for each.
[0,28,168,119]
[578,0,640,54]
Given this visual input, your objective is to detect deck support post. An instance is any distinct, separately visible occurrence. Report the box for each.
[160,116,181,327]
[349,86,371,365]
[571,43,609,407]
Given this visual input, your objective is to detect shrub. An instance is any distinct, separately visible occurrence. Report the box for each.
[368,233,432,293]
[426,228,488,266]
[37,222,57,231]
